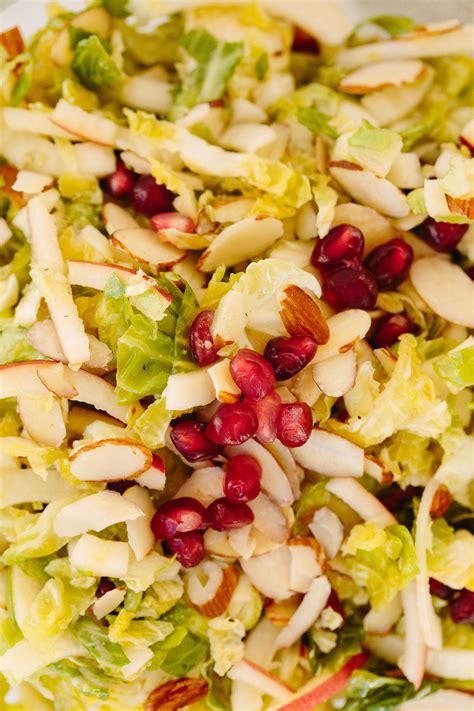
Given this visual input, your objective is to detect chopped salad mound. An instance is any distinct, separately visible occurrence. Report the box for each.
[0,2,473,710]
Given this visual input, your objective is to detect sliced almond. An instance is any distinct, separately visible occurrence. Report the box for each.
[288,537,325,593]
[70,534,129,578]
[410,257,474,328]
[280,285,329,344]
[446,195,474,219]
[163,369,215,411]
[135,456,166,491]
[227,525,256,560]
[312,349,357,397]
[29,320,112,373]
[102,202,140,235]
[17,393,66,448]
[0,26,24,58]
[69,369,130,423]
[123,485,156,561]
[69,438,152,482]
[112,228,185,268]
[364,455,393,485]
[67,405,125,438]
[330,162,409,218]
[37,361,78,398]
[339,60,426,94]
[0,360,62,398]
[51,100,118,146]
[228,660,292,702]
[0,165,24,208]
[121,75,172,114]
[291,428,364,478]
[175,467,225,506]
[248,493,290,544]
[212,197,256,223]
[429,484,453,519]
[2,107,77,140]
[12,170,53,194]
[308,507,344,559]
[275,575,331,649]
[197,217,283,272]
[204,528,239,559]
[387,152,424,189]
[145,679,209,711]
[326,477,396,527]
[241,546,293,601]
[265,596,301,628]
[207,359,241,404]
[54,491,144,537]
[190,563,240,617]
[92,587,127,620]
[313,309,371,363]
[337,24,474,69]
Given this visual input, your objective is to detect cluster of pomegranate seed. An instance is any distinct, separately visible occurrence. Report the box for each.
[103,162,175,217]
[419,218,468,253]
[429,579,474,625]
[311,224,414,311]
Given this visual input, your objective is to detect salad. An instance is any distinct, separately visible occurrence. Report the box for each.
[0,1,473,709]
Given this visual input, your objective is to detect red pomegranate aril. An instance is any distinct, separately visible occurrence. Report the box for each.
[167,531,205,568]
[450,589,474,625]
[107,480,135,493]
[150,212,196,233]
[224,454,262,503]
[132,174,175,216]
[104,160,135,198]
[230,349,275,402]
[467,265,474,281]
[276,402,312,448]
[429,578,452,600]
[292,26,320,54]
[322,265,378,310]
[420,218,468,253]
[151,497,208,540]
[372,314,415,349]
[189,310,219,367]
[311,224,364,272]
[96,578,115,598]
[251,390,281,444]
[207,497,254,531]
[460,135,474,155]
[264,336,317,381]
[170,420,223,462]
[206,402,258,446]
[364,238,413,290]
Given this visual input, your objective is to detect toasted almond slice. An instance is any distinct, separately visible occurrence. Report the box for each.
[212,197,256,223]
[312,349,357,397]
[17,393,66,448]
[329,162,409,218]
[145,679,209,711]
[337,23,474,68]
[308,507,344,559]
[207,359,241,404]
[70,438,152,482]
[225,439,293,506]
[326,477,396,527]
[275,575,331,649]
[291,428,364,478]
[265,597,301,628]
[361,65,434,126]
[339,60,426,94]
[188,562,240,617]
[248,493,290,544]
[69,369,130,423]
[313,309,371,363]
[0,26,24,58]
[429,484,453,519]
[51,100,118,146]
[102,203,140,235]
[175,467,225,506]
[92,587,127,620]
[12,170,53,194]
[197,217,283,273]
[37,361,78,398]
[54,491,144,537]
[410,257,474,328]
[364,455,393,485]
[123,485,156,562]
[280,285,329,344]
[241,547,293,600]
[446,194,474,219]
[288,538,325,593]
[111,228,185,268]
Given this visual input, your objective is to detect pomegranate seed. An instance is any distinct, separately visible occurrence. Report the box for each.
[311,224,364,272]
[322,265,378,310]
[150,212,196,233]
[107,480,135,493]
[167,531,205,568]
[151,497,208,540]
[292,26,320,54]
[420,218,468,253]
[189,310,219,367]
[251,390,281,444]
[151,454,165,472]
[96,578,115,598]
[230,349,275,402]
[450,589,474,625]
[206,402,258,446]
[379,485,423,513]
[325,589,345,620]
[170,420,223,462]
[276,402,312,447]
[372,314,415,348]
[224,454,262,503]
[364,238,413,290]
[104,160,135,198]
[264,336,317,381]
[207,497,254,531]
[429,578,452,600]
[467,265,474,280]
[132,174,174,216]
[460,135,474,155]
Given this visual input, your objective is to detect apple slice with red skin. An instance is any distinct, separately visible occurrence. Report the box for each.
[274,652,368,711]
